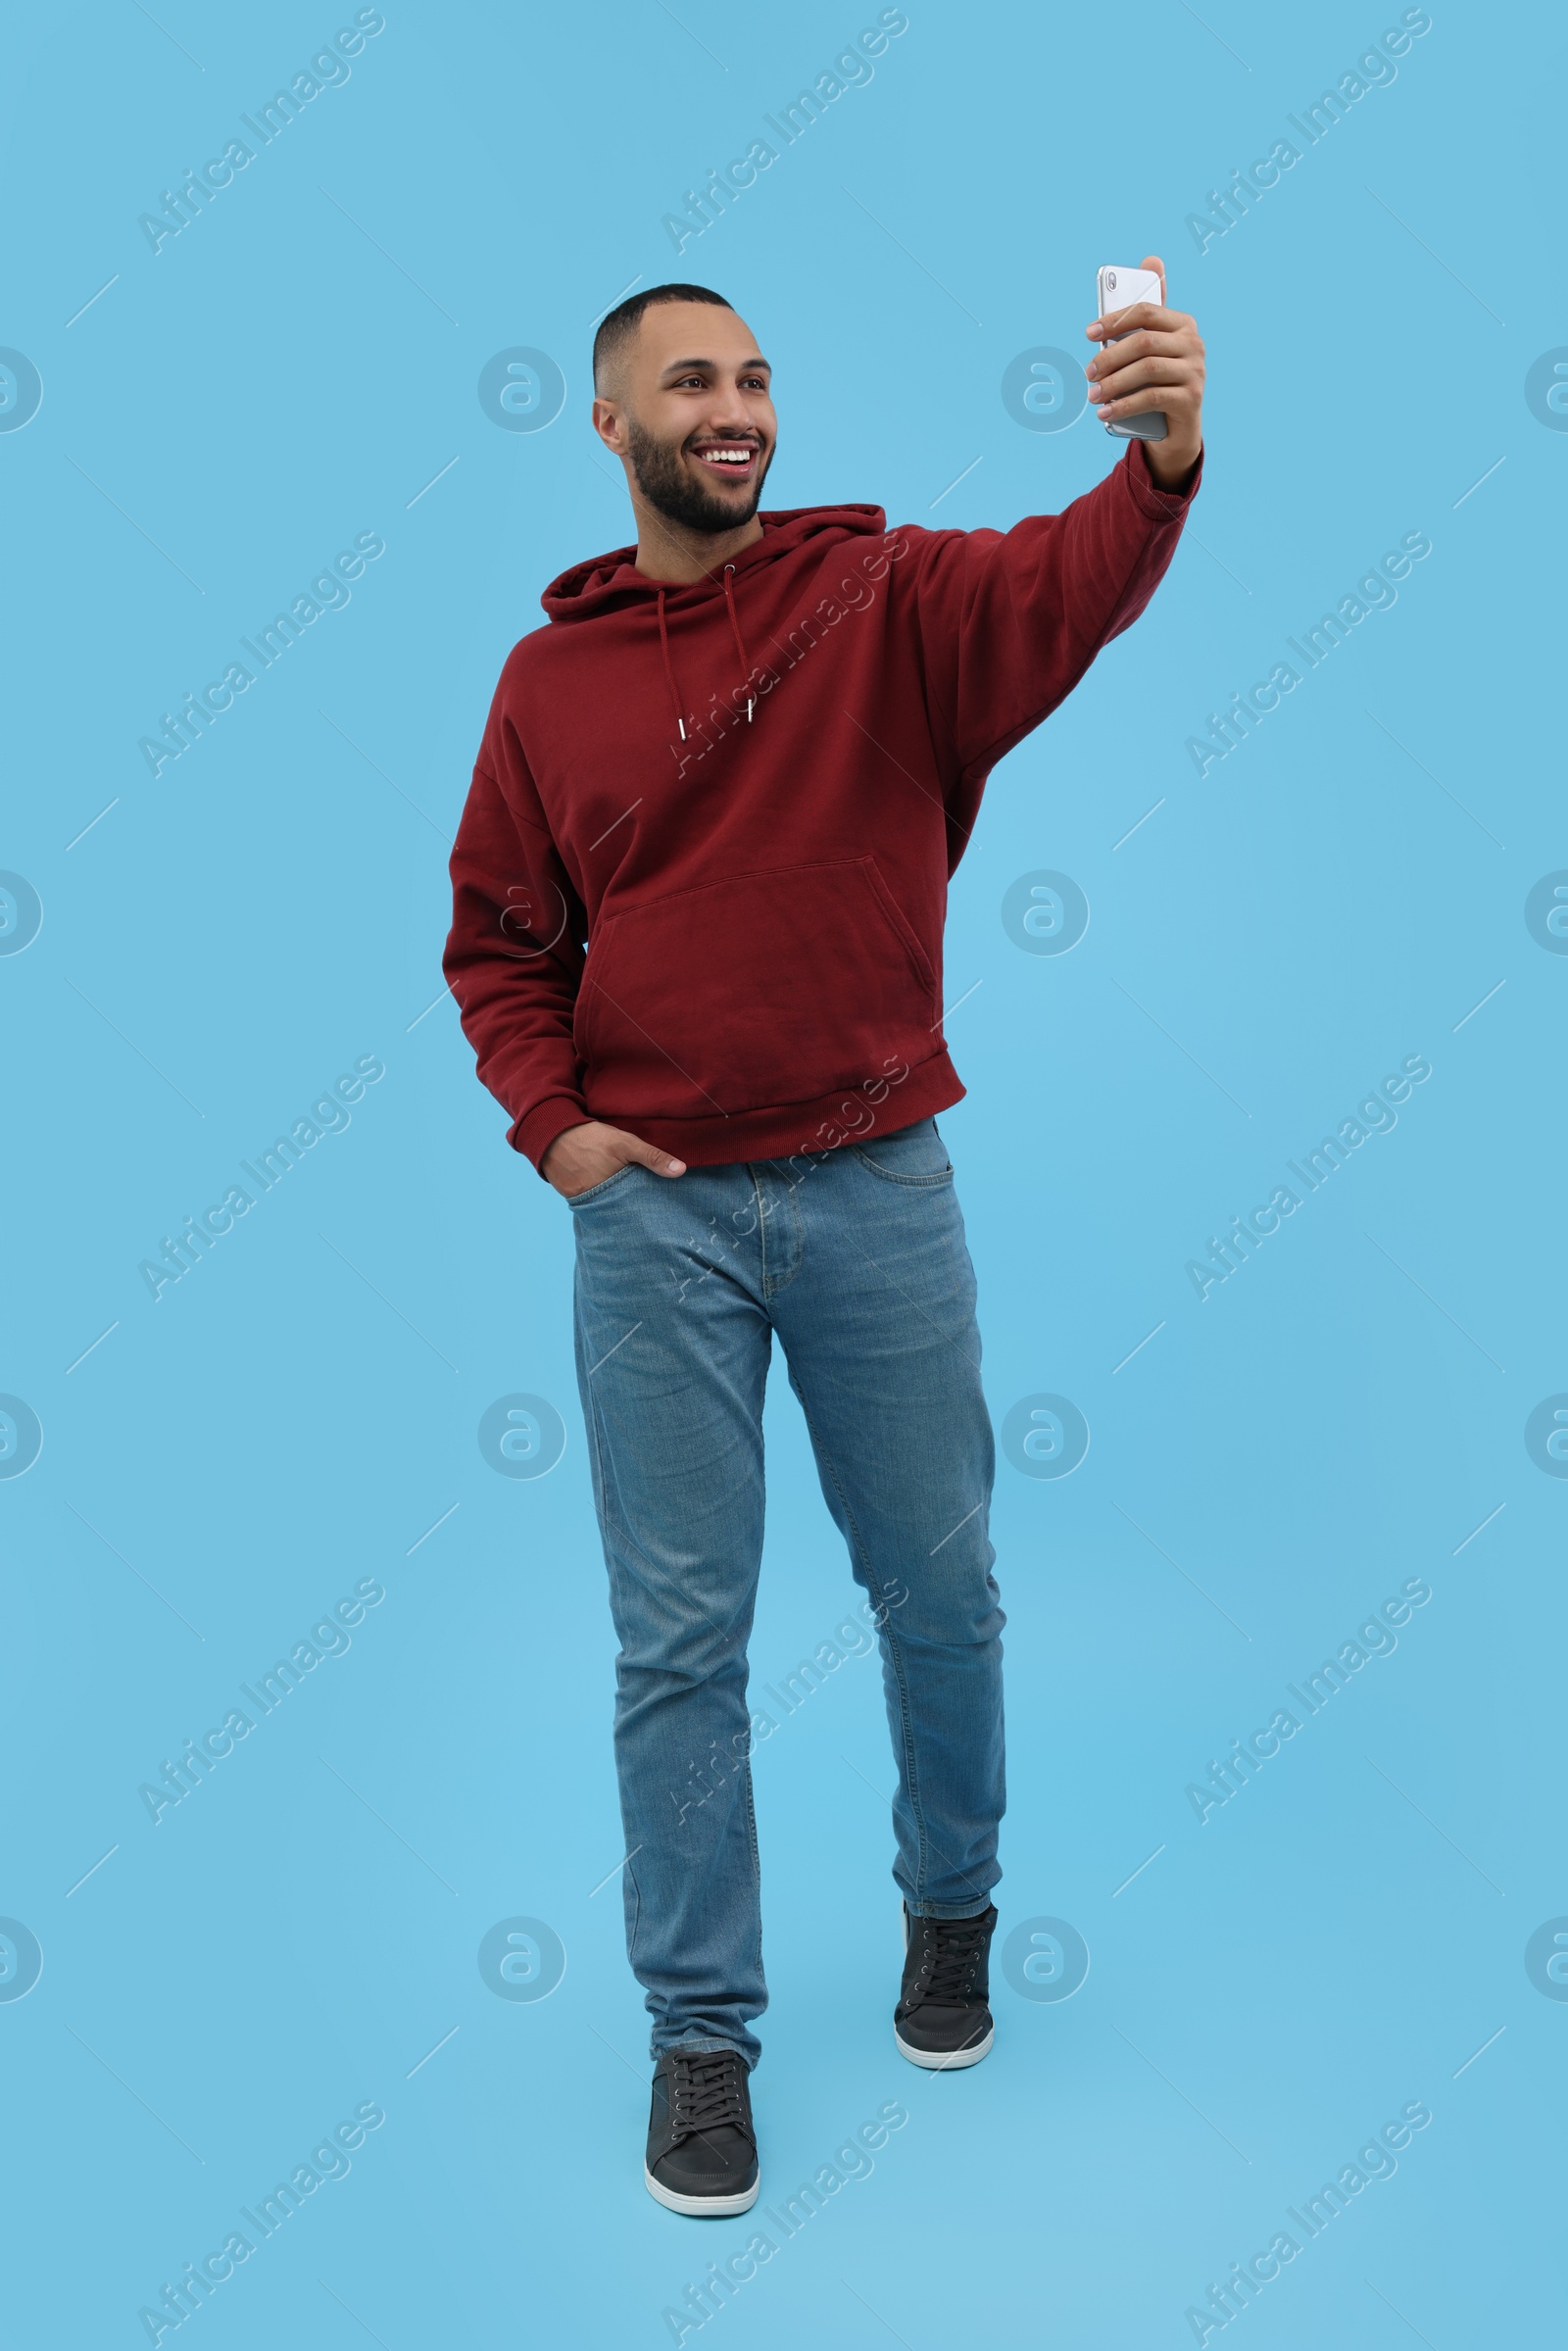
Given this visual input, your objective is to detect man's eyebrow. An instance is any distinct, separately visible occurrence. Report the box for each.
[659,354,771,377]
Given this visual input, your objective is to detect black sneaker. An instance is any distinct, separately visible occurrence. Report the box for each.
[894,1904,997,2070]
[645,2048,760,2216]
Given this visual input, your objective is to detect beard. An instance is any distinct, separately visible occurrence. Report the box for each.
[624,416,773,534]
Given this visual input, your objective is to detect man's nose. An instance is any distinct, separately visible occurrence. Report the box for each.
[703,394,757,434]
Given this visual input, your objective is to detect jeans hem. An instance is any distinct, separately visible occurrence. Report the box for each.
[903,1893,998,1920]
[652,2034,758,2069]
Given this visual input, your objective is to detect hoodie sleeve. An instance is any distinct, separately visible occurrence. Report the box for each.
[905,437,1200,792]
[443,715,591,1174]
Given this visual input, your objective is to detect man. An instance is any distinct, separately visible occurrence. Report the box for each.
[445,269,1204,2215]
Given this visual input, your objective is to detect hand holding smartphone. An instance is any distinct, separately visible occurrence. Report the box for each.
[1095,266,1167,442]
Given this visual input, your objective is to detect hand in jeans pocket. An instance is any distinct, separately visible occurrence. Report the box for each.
[542,1118,686,1200]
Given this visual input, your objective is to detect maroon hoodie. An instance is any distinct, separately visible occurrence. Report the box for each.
[444,438,1199,1172]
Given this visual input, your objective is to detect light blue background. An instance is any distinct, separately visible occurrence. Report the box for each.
[4,2,1562,2343]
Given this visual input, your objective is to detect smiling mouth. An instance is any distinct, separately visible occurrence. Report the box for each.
[691,442,760,476]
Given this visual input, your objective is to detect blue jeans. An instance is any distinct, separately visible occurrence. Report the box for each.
[568,1117,1004,2068]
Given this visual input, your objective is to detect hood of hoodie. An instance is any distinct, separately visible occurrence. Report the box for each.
[539,503,887,621]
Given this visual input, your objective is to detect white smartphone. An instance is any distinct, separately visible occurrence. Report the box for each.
[1096,265,1166,442]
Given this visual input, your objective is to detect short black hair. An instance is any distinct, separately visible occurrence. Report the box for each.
[592,281,734,392]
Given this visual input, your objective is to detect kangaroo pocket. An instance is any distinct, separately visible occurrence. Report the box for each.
[576,858,940,1121]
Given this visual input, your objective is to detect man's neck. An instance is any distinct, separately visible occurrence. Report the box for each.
[631,497,764,586]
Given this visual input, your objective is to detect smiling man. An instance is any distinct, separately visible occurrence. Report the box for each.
[445,275,1204,2215]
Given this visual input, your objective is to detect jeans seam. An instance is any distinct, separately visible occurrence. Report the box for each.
[580,1354,639,1563]
[576,1290,613,1526]
[753,1166,774,1296]
[756,1162,803,1297]
[623,1845,644,1976]
[848,1157,954,1187]
[792,1389,930,1904]
[741,1758,763,1996]
[582,1352,711,1621]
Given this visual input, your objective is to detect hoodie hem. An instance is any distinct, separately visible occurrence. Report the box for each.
[587,1053,966,1168]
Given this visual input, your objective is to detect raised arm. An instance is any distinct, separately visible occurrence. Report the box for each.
[905,440,1199,791]
[904,256,1204,797]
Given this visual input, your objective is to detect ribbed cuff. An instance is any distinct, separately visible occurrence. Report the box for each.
[511,1093,591,1174]
[1124,433,1203,520]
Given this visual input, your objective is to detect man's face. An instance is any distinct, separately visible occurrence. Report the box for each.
[595,302,776,534]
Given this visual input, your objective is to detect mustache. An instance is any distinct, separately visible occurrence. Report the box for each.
[625,414,774,536]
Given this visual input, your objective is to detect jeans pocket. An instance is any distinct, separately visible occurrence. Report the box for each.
[564,1162,641,1208]
[849,1117,954,1186]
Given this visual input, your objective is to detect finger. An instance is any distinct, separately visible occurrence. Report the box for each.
[1098,366,1200,408]
[1087,301,1188,342]
[1138,253,1168,303]
[1090,362,1199,408]
[1085,328,1192,377]
[1100,371,1212,418]
[1099,383,1199,425]
[626,1135,687,1177]
[1090,355,1200,401]
[1088,305,1188,344]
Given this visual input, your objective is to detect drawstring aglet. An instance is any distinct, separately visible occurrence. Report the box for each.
[678,717,686,740]
[746,698,754,722]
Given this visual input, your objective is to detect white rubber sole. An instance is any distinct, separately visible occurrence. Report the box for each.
[645,2164,760,2218]
[895,2023,995,2071]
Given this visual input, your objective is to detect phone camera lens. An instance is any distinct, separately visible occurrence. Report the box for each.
[1106,271,1116,289]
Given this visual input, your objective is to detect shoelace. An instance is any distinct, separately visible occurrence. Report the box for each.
[668,2050,750,2142]
[916,1915,989,2004]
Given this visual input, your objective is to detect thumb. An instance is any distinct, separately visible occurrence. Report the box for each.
[1140,252,1167,302]
[625,1135,687,1179]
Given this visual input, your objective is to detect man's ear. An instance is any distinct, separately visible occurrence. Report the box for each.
[592,397,624,454]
